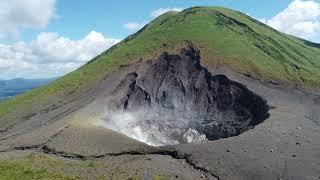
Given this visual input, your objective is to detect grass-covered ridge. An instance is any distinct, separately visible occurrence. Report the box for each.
[0,153,80,179]
[0,153,168,179]
[0,6,320,120]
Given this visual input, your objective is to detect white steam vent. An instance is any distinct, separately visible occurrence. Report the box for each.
[101,110,207,147]
[99,46,269,147]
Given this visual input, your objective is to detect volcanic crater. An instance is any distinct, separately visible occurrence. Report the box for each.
[102,46,270,146]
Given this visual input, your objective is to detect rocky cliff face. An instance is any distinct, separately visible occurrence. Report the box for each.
[103,46,269,146]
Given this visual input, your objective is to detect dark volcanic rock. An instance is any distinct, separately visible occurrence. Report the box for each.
[105,46,269,145]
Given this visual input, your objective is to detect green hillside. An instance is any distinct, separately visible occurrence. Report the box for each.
[1,6,320,122]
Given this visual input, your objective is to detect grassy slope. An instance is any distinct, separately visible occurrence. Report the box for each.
[0,6,320,121]
[0,153,166,179]
[0,153,79,180]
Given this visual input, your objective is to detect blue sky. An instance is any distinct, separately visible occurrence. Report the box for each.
[0,0,320,79]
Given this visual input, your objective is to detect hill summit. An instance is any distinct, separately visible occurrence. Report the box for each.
[0,6,320,179]
[2,6,320,124]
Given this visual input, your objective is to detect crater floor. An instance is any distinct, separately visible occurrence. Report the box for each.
[103,46,269,146]
[0,47,319,179]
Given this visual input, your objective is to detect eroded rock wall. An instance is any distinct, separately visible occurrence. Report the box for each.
[104,46,269,145]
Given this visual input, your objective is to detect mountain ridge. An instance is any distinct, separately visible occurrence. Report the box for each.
[0,6,319,123]
[0,6,320,179]
[0,78,56,102]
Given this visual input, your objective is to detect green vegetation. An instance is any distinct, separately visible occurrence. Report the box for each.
[127,175,166,180]
[0,153,78,180]
[152,175,166,180]
[0,164,72,180]
[1,6,320,122]
[0,153,170,179]
[0,164,75,180]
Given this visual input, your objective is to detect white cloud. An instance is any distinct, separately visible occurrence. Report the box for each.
[31,31,120,63]
[123,22,145,31]
[151,7,183,18]
[262,0,320,41]
[0,31,120,79]
[0,0,56,39]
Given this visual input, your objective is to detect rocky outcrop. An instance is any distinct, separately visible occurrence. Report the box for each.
[104,46,269,145]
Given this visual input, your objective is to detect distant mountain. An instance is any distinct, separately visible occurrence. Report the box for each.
[0,78,56,101]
